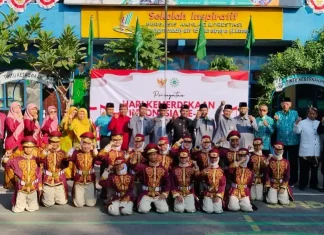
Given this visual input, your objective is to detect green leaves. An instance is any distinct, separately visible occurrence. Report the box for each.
[258,32,324,105]
[209,55,238,71]
[0,40,13,64]
[97,26,168,70]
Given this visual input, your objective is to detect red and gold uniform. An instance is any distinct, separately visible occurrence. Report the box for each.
[157,137,173,171]
[265,142,294,205]
[38,131,68,207]
[248,138,268,201]
[193,135,212,171]
[5,137,42,213]
[219,131,241,181]
[228,148,253,212]
[171,149,199,213]
[99,157,135,216]
[99,133,126,167]
[170,135,193,166]
[133,144,170,214]
[201,148,226,214]
[67,132,99,207]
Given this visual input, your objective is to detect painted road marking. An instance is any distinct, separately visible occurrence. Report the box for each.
[0,221,324,225]
[206,232,321,235]
[243,215,261,232]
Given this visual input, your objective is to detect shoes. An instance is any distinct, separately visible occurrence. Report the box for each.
[289,184,295,188]
[310,186,319,190]
[299,186,306,191]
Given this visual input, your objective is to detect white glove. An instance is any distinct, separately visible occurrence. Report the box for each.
[101,170,109,180]
[67,148,75,156]
[104,144,112,152]
[20,181,26,186]
[93,148,98,156]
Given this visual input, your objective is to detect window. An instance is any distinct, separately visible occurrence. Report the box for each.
[6,82,24,108]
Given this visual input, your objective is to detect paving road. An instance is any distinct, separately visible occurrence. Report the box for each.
[1,169,324,235]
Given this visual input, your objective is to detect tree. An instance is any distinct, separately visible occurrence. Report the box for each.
[257,31,324,106]
[209,55,238,71]
[96,26,168,70]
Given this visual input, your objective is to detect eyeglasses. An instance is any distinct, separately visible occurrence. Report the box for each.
[50,111,57,114]
[258,109,267,112]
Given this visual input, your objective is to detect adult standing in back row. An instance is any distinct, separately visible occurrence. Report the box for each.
[167,104,194,144]
[212,101,237,148]
[274,97,300,187]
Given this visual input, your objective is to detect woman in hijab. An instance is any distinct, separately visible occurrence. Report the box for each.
[41,106,58,146]
[69,108,96,148]
[24,103,41,145]
[3,102,24,189]
[60,106,78,152]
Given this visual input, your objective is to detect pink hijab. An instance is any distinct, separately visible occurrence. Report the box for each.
[42,106,58,132]
[24,103,41,140]
[7,102,24,140]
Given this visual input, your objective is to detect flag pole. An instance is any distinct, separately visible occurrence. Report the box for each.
[248,46,251,72]
[90,15,94,69]
[198,60,200,71]
[136,49,139,70]
[164,0,168,102]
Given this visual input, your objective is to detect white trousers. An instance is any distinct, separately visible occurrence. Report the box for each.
[228,196,253,212]
[251,184,264,201]
[174,194,196,213]
[12,191,39,213]
[138,195,169,214]
[73,183,97,207]
[42,184,68,207]
[108,200,134,216]
[266,187,289,205]
[202,197,223,214]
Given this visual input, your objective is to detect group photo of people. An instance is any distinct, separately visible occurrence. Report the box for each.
[0,97,323,215]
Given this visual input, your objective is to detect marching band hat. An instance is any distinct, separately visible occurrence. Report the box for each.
[22,136,37,147]
[158,136,169,145]
[238,148,249,155]
[201,135,211,143]
[80,132,95,144]
[145,143,159,154]
[209,148,219,158]
[49,131,62,143]
[273,141,284,150]
[227,130,241,141]
[111,131,123,141]
[179,149,190,158]
[253,138,263,145]
[114,157,126,166]
[183,135,192,142]
[135,134,145,142]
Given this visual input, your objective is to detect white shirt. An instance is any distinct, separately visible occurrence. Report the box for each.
[161,116,166,136]
[140,117,144,134]
[294,118,320,157]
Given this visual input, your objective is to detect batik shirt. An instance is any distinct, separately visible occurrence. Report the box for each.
[274,110,300,146]
[254,115,275,150]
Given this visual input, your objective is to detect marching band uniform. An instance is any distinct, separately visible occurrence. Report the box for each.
[67,132,99,207]
[228,148,253,212]
[248,138,268,201]
[201,148,226,214]
[129,134,146,197]
[266,142,294,205]
[133,144,170,214]
[170,135,193,166]
[171,149,199,213]
[5,137,42,213]
[39,131,68,207]
[99,157,135,216]
[193,135,212,171]
[157,137,173,171]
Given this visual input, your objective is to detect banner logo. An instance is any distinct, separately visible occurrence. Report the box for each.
[307,0,324,14]
[170,77,180,87]
[113,12,134,34]
[157,78,167,88]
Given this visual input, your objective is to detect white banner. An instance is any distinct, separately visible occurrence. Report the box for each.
[90,70,249,122]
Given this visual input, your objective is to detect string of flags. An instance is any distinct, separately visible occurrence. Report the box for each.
[0,0,59,13]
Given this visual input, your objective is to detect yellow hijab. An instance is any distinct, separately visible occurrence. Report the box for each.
[70,108,93,140]
[61,106,78,131]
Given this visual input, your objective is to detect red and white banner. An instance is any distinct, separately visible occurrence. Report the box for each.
[7,0,30,12]
[0,0,4,6]
[90,70,249,121]
[307,0,324,14]
[37,0,58,9]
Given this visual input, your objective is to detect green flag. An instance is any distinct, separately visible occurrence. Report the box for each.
[134,17,143,53]
[88,16,94,57]
[194,19,207,61]
[244,16,255,56]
